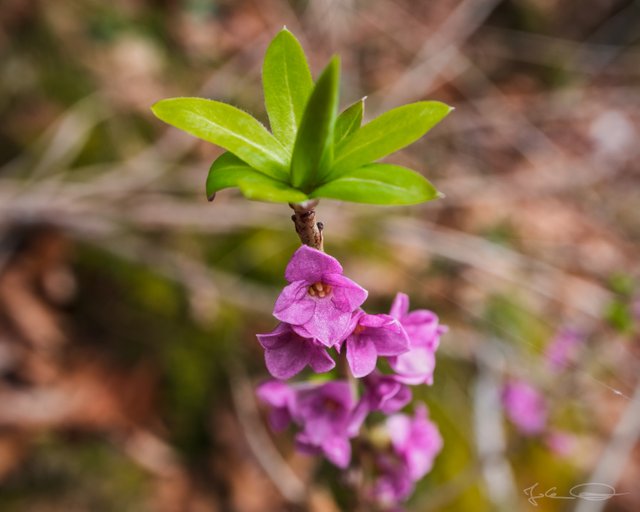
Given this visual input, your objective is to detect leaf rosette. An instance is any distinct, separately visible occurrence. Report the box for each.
[151,29,452,205]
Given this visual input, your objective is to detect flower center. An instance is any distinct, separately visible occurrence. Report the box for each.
[353,323,366,335]
[308,282,332,298]
[323,398,341,412]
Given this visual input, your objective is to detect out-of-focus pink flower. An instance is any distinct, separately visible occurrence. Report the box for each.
[501,380,547,435]
[273,246,367,347]
[363,372,412,414]
[257,322,335,379]
[545,430,576,457]
[544,327,584,372]
[371,456,415,508]
[257,379,359,468]
[371,404,443,505]
[256,380,295,431]
[342,310,410,378]
[387,293,446,385]
[350,372,412,434]
[387,404,443,480]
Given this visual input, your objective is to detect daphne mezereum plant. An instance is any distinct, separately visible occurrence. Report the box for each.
[152,29,451,511]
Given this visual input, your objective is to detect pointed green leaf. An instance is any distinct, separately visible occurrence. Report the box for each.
[310,163,439,205]
[152,97,289,180]
[206,152,307,203]
[290,57,340,191]
[262,29,313,152]
[334,97,364,144]
[238,175,309,203]
[206,152,255,200]
[330,101,452,177]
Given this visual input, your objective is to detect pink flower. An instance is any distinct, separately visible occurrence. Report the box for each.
[257,379,359,468]
[342,310,410,378]
[363,372,412,414]
[371,457,415,507]
[256,380,295,431]
[544,327,584,372]
[371,405,443,505]
[545,430,576,457]
[257,323,335,379]
[273,246,368,347]
[387,404,443,481]
[501,380,547,435]
[387,293,446,385]
[350,372,412,434]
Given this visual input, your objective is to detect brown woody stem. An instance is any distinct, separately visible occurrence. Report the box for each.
[289,200,324,251]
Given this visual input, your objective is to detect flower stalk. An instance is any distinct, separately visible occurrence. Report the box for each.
[289,200,324,251]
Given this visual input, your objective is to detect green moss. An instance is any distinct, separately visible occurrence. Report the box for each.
[0,435,150,512]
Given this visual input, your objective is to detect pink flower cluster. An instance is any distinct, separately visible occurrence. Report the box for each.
[257,246,445,506]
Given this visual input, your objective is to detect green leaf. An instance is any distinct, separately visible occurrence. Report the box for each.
[238,174,309,203]
[310,163,439,205]
[206,152,308,203]
[262,29,313,152]
[330,101,452,177]
[151,97,289,180]
[334,97,364,144]
[605,300,634,333]
[290,57,340,191]
[206,152,255,200]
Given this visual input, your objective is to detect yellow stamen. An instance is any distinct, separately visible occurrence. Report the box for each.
[308,282,332,297]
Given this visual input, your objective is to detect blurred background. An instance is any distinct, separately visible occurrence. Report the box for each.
[1,0,639,510]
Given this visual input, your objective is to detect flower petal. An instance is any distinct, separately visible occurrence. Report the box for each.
[295,433,320,456]
[346,334,378,378]
[256,322,290,349]
[269,409,293,432]
[390,292,410,320]
[406,407,442,479]
[358,312,396,329]
[264,337,310,380]
[285,245,343,282]
[322,435,352,469]
[303,298,353,346]
[402,310,441,348]
[324,273,368,312]
[295,381,353,442]
[387,405,442,481]
[389,346,436,385]
[347,399,369,437]
[380,384,412,414]
[364,373,413,414]
[318,380,354,410]
[387,413,411,448]
[308,345,336,373]
[273,282,315,325]
[256,380,293,407]
[502,380,548,435]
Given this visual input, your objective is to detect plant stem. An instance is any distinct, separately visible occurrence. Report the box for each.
[289,200,324,251]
